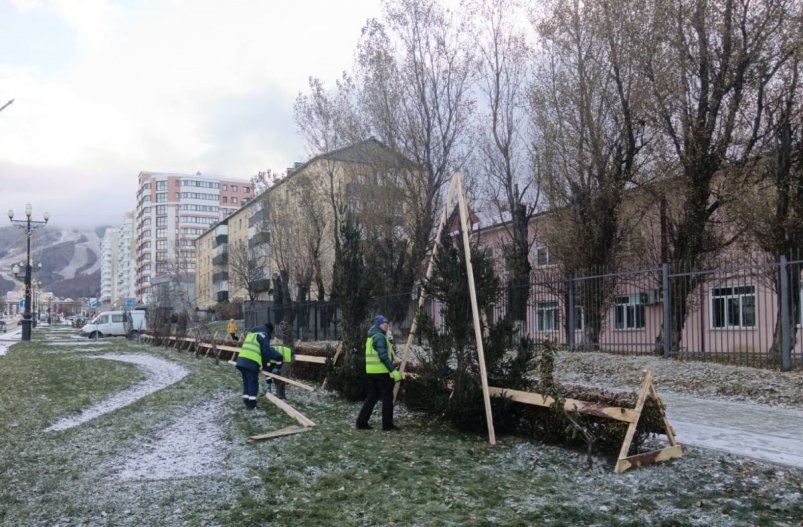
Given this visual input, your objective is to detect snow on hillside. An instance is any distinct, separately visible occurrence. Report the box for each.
[0,225,105,296]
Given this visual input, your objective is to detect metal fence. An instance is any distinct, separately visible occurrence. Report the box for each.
[244,254,803,370]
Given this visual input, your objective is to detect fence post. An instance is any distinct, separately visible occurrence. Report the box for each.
[662,263,671,359]
[780,255,792,371]
[314,302,319,341]
[566,272,576,352]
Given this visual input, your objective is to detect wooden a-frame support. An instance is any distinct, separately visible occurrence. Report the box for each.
[488,369,682,472]
[395,172,497,445]
[614,370,682,473]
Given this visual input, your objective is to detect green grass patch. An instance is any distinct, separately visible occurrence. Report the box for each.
[0,326,800,526]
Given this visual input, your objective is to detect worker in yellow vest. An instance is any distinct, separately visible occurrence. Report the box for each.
[236,322,282,409]
[356,315,403,431]
[265,344,293,400]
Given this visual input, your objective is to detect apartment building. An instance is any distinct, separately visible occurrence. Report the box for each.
[193,138,415,312]
[99,228,118,306]
[135,171,252,304]
[116,212,137,305]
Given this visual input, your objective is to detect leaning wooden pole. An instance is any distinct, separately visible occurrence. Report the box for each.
[455,172,496,445]
[394,179,457,403]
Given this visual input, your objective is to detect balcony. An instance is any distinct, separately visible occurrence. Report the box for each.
[214,233,228,246]
[212,253,228,266]
[216,291,229,302]
[213,271,229,283]
[248,231,271,248]
[248,278,271,292]
[248,209,267,227]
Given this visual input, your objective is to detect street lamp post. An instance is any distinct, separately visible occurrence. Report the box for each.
[8,203,49,341]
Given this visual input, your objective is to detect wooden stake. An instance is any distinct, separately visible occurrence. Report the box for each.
[321,342,343,389]
[247,425,310,443]
[265,392,315,428]
[455,172,496,445]
[394,178,457,402]
[261,371,315,392]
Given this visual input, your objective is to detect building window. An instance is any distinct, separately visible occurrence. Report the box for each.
[711,286,755,329]
[156,181,167,191]
[156,228,167,237]
[614,294,645,330]
[232,197,238,204]
[231,184,238,191]
[536,301,559,332]
[244,186,250,193]
[156,193,167,203]
[532,244,550,267]
[222,196,228,203]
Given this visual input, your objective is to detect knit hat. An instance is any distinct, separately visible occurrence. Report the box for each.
[374,314,388,326]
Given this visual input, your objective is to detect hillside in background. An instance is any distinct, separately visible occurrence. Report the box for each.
[0,225,107,299]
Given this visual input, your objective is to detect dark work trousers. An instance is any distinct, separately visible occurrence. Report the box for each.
[356,373,395,429]
[274,362,291,399]
[238,366,260,409]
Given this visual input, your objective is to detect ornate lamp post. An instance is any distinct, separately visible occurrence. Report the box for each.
[8,203,49,341]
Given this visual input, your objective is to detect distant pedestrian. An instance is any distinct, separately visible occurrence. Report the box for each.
[236,322,282,409]
[227,319,239,341]
[356,315,403,431]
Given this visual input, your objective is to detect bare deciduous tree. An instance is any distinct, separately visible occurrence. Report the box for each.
[469,0,540,323]
[532,0,649,348]
[641,0,795,350]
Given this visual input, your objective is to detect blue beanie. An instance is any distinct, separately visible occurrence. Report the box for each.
[374,314,388,326]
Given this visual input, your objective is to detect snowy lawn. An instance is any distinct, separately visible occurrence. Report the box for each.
[0,328,800,526]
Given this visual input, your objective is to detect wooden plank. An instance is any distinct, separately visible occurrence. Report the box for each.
[615,445,683,473]
[295,354,327,364]
[321,343,343,389]
[261,371,315,392]
[394,179,456,403]
[247,425,310,443]
[488,386,638,424]
[265,392,315,427]
[615,370,653,471]
[456,172,496,446]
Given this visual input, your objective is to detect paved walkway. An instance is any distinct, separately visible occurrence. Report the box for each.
[662,393,803,469]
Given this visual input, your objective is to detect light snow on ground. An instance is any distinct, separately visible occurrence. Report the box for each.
[114,394,230,482]
[44,353,189,432]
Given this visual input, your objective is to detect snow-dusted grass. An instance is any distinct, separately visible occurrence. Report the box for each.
[0,327,800,526]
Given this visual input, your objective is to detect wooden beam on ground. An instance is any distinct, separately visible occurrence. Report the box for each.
[261,371,315,392]
[487,386,638,423]
[615,445,683,473]
[247,425,310,443]
[265,392,315,428]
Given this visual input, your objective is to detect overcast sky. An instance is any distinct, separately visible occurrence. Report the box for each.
[0,0,383,227]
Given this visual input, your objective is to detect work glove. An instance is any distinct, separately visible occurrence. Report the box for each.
[390,369,403,382]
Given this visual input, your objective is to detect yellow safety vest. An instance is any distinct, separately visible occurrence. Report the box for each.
[239,331,263,367]
[365,333,394,374]
[270,345,293,365]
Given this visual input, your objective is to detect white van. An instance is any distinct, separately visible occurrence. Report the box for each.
[80,310,147,339]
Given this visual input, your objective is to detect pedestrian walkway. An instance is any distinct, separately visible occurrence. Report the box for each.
[662,392,803,469]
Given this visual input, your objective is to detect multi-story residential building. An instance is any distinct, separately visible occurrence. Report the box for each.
[135,172,251,304]
[115,212,137,306]
[193,138,415,313]
[100,228,119,306]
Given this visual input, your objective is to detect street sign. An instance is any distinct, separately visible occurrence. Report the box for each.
[18,298,25,309]
[125,298,135,309]
[89,298,99,309]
